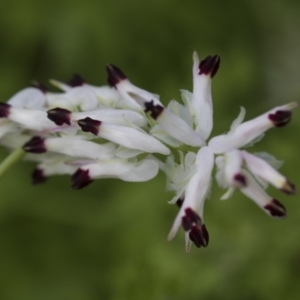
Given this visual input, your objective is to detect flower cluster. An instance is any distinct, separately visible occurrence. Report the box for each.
[0,52,296,252]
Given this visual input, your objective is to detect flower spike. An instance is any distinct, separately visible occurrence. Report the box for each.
[0,51,296,253]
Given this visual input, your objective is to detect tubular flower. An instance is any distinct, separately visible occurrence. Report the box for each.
[0,53,296,252]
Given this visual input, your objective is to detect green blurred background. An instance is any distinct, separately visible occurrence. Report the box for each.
[0,0,300,299]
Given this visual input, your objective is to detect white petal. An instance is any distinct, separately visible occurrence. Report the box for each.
[167,99,193,127]
[86,85,121,107]
[99,123,170,155]
[240,171,286,217]
[208,102,297,154]
[45,137,116,160]
[64,86,99,111]
[242,151,295,194]
[115,146,143,158]
[223,149,245,187]
[8,88,46,109]
[157,109,205,147]
[40,159,76,176]
[191,52,213,140]
[150,125,182,147]
[82,158,158,182]
[168,147,214,240]
[9,108,55,131]
[118,158,159,182]
[72,109,147,127]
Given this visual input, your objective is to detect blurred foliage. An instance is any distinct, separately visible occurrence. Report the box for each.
[0,0,300,299]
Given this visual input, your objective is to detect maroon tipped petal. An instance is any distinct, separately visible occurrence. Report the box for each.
[189,224,209,248]
[144,100,164,120]
[268,110,292,127]
[47,107,72,126]
[106,64,127,87]
[71,169,93,189]
[32,168,47,185]
[264,199,286,218]
[234,173,247,187]
[31,81,48,93]
[280,180,296,195]
[0,102,11,118]
[69,73,85,87]
[23,137,46,153]
[199,55,220,78]
[77,117,101,135]
[181,207,201,231]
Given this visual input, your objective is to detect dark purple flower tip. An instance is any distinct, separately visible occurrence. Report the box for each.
[0,102,11,118]
[77,117,101,135]
[264,199,286,218]
[189,224,209,248]
[176,197,185,208]
[31,81,48,93]
[32,168,47,185]
[47,107,72,126]
[71,168,93,189]
[23,137,46,153]
[68,73,85,87]
[106,64,127,87]
[144,100,164,120]
[199,55,220,78]
[181,207,201,231]
[268,110,292,127]
[234,173,247,187]
[280,180,296,195]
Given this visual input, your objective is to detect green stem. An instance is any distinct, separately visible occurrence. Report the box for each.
[0,148,26,179]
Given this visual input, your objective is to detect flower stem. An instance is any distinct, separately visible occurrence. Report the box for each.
[0,148,25,179]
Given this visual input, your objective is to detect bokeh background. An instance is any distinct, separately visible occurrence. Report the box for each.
[0,0,300,299]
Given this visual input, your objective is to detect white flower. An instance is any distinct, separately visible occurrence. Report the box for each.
[0,52,296,253]
[104,53,296,252]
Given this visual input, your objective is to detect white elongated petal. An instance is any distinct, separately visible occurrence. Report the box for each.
[40,159,77,176]
[242,151,295,194]
[180,90,196,121]
[118,159,159,182]
[115,146,143,158]
[64,86,99,111]
[45,137,116,160]
[168,147,214,240]
[99,123,170,155]
[240,171,286,217]
[118,79,163,107]
[167,100,193,127]
[157,109,205,147]
[208,102,297,154]
[72,109,147,127]
[223,149,245,187]
[8,88,46,109]
[82,158,159,182]
[85,85,122,107]
[150,125,182,147]
[9,108,55,131]
[191,52,213,140]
